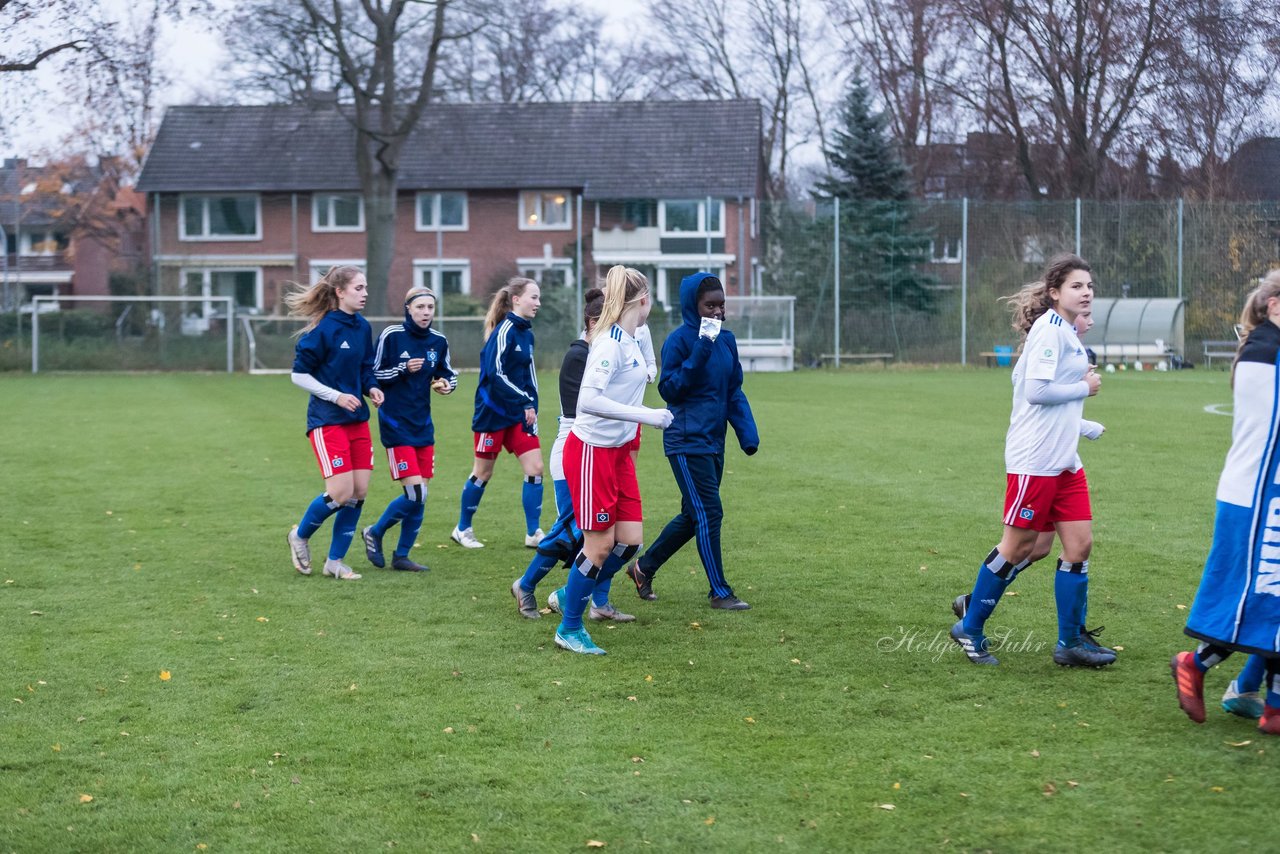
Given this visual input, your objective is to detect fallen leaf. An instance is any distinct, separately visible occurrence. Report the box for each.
[443,727,454,734]
[1210,786,1225,793]
[790,658,801,664]
[1226,740,1253,747]
[1006,591,1019,597]
[51,744,61,752]
[79,794,93,804]
[471,834,479,843]
[159,671,172,682]
[1030,750,1040,758]
[644,675,653,682]
[704,816,715,825]
[291,776,300,785]
[892,782,900,790]
[256,616,269,623]
[30,611,43,616]
[959,792,969,798]
[690,622,702,630]
[744,717,756,724]
[1176,604,1187,610]
[877,804,895,810]
[1043,783,1057,796]
[197,845,208,851]
[1113,645,1125,651]
[587,842,606,849]
[232,801,241,809]
[627,696,637,702]
[1067,781,1079,788]
[631,756,644,763]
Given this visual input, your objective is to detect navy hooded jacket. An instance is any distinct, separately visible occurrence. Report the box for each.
[292,309,378,434]
[658,272,759,457]
[473,312,538,433]
[372,304,458,448]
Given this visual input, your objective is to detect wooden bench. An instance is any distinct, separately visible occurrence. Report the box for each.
[1202,340,1237,369]
[979,350,1015,367]
[818,352,894,367]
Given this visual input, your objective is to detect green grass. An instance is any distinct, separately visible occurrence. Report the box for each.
[0,367,1271,852]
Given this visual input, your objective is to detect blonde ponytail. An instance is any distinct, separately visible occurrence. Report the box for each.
[1232,268,1280,386]
[590,265,649,343]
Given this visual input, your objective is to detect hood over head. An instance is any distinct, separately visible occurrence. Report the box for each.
[679,272,723,328]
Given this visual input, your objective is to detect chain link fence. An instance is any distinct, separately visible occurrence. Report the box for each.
[758,199,1280,366]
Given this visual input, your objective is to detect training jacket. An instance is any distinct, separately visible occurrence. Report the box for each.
[292,309,378,434]
[473,311,538,433]
[372,306,458,448]
[658,272,759,457]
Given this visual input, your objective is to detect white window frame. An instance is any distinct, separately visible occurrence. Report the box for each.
[309,259,367,284]
[415,191,469,231]
[518,190,572,231]
[179,193,262,242]
[180,267,264,317]
[658,199,725,237]
[930,237,962,264]
[18,229,67,256]
[518,257,574,289]
[311,193,365,233]
[413,259,471,296]
[656,265,724,308]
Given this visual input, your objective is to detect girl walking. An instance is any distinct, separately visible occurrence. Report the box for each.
[452,278,544,549]
[285,266,384,581]
[361,286,458,572]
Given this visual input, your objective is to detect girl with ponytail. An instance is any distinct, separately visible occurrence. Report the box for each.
[284,266,384,581]
[548,266,673,655]
[452,277,544,549]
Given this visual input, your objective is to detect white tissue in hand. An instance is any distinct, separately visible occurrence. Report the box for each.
[699,317,722,340]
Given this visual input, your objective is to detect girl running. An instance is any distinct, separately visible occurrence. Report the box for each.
[950,253,1115,667]
[285,265,384,581]
[452,278,543,549]
[551,265,673,655]
[625,272,759,610]
[1172,272,1280,735]
[360,286,458,572]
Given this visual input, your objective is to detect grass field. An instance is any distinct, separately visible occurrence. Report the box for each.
[0,366,1272,852]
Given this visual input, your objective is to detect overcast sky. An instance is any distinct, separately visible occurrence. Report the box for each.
[3,0,644,160]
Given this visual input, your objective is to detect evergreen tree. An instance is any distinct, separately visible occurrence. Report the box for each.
[815,76,935,315]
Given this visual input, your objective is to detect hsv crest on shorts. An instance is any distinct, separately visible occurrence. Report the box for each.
[596,511,611,524]
[331,456,345,468]
[1019,507,1034,520]
[397,461,409,472]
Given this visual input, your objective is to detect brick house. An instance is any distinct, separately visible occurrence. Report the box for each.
[0,157,144,310]
[135,99,764,318]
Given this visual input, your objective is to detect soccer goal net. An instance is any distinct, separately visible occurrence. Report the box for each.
[727,295,795,371]
[241,314,486,374]
[30,295,235,373]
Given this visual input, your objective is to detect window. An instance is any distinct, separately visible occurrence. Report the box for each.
[180,194,261,240]
[930,237,962,264]
[519,263,573,289]
[19,230,69,256]
[520,190,571,230]
[182,269,262,320]
[312,193,364,232]
[415,261,470,296]
[309,260,366,284]
[622,200,657,227]
[659,199,724,236]
[416,192,468,231]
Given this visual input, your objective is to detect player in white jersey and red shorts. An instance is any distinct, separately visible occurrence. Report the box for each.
[951,253,1116,668]
[550,265,673,655]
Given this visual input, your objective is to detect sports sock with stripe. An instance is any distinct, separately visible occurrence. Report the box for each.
[522,475,543,536]
[298,492,343,539]
[1054,559,1088,646]
[328,499,363,561]
[458,475,486,530]
[592,543,640,607]
[961,547,1015,635]
[558,552,598,633]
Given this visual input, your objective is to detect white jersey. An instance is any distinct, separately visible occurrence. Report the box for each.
[1005,309,1090,475]
[571,324,648,448]
[636,323,657,378]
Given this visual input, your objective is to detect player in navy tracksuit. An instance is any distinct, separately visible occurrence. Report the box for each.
[1172,271,1280,735]
[360,286,458,572]
[626,272,760,610]
[451,277,544,549]
[285,266,384,581]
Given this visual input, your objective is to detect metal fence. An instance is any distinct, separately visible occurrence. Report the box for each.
[757,199,1280,366]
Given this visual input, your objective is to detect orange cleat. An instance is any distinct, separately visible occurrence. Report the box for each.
[1171,651,1206,723]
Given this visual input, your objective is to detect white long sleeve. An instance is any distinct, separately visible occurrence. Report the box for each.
[291,371,341,403]
[577,384,672,428]
[1025,377,1089,405]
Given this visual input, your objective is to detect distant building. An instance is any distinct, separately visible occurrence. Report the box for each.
[136,99,765,316]
[1228,137,1280,201]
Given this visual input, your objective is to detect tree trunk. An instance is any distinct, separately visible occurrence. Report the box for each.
[362,163,397,317]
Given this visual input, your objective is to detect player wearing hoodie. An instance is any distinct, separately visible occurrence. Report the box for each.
[625,272,760,610]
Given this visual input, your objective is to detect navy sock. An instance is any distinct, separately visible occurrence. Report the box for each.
[458,475,486,530]
[328,499,363,561]
[1237,655,1266,694]
[1054,559,1088,646]
[522,475,544,536]
[592,542,639,606]
[558,552,598,633]
[396,499,425,557]
[297,492,342,540]
[373,494,415,538]
[961,548,1014,636]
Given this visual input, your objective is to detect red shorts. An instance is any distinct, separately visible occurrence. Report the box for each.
[564,433,642,531]
[629,427,642,453]
[309,422,374,478]
[473,424,540,460]
[1003,469,1091,532]
[386,445,435,480]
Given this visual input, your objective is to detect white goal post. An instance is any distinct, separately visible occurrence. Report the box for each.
[31,295,235,373]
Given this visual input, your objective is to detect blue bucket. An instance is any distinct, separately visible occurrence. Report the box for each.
[994,345,1014,367]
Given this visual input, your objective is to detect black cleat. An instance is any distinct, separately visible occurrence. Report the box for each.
[951,593,970,620]
[950,621,999,665]
[1078,625,1115,656]
[362,526,386,568]
[709,594,750,610]
[390,554,429,572]
[626,561,657,601]
[1053,637,1117,668]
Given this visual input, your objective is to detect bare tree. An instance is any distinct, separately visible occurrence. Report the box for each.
[0,0,92,73]
[1149,0,1280,199]
[293,0,454,313]
[946,0,1169,199]
[824,0,961,192]
[225,1,345,103]
[643,0,837,198]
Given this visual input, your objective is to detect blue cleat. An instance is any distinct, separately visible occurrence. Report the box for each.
[1053,636,1116,668]
[950,621,998,665]
[554,626,607,655]
[1222,679,1264,719]
[361,526,385,568]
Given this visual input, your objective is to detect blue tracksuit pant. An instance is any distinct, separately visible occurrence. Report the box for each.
[638,453,732,599]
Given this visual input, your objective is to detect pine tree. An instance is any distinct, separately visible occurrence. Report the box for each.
[815,76,935,314]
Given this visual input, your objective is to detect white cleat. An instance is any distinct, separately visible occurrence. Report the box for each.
[524,528,545,548]
[451,526,484,549]
[288,526,311,575]
[322,559,362,580]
